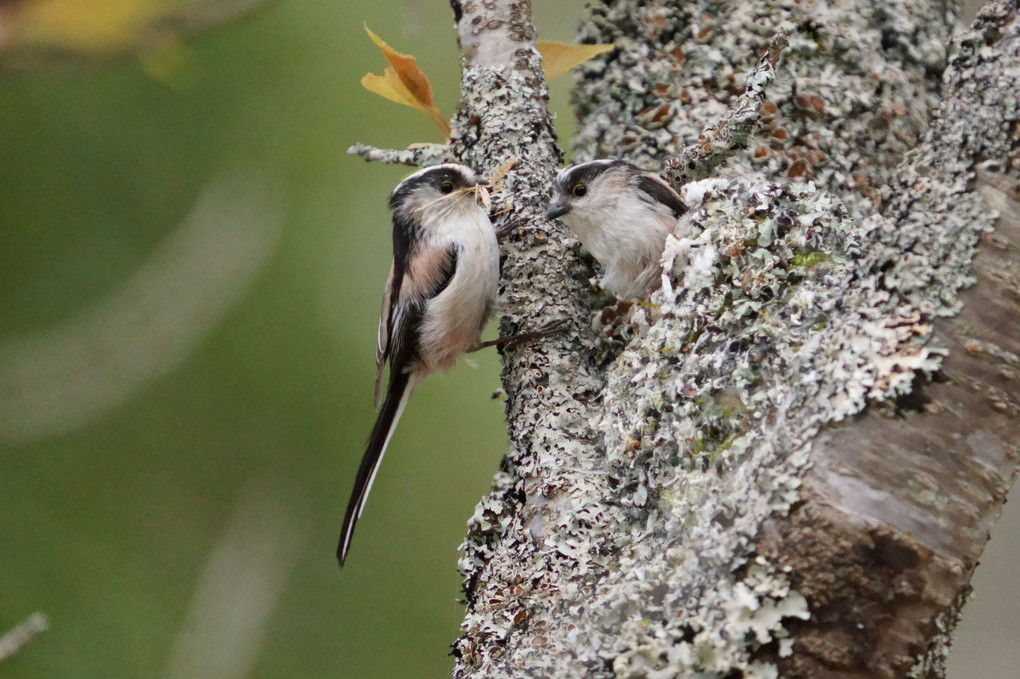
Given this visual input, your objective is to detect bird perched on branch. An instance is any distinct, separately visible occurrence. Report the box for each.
[338,163,499,567]
[547,159,688,299]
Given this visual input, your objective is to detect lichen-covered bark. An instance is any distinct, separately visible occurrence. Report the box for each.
[450,1,1020,679]
[348,0,1018,677]
[443,0,607,656]
[572,0,953,219]
[757,6,1020,674]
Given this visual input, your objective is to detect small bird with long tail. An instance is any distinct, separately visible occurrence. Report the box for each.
[338,164,499,567]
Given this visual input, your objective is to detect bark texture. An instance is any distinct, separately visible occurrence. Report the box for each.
[349,0,1019,677]
[454,1,1020,678]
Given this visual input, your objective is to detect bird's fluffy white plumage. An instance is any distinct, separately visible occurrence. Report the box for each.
[339,163,498,567]
[415,198,499,373]
[548,160,687,299]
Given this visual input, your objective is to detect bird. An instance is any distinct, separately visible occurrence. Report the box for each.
[338,163,499,567]
[546,159,688,298]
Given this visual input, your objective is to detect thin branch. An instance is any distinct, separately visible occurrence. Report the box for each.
[346,142,455,167]
[0,612,48,662]
[663,28,789,186]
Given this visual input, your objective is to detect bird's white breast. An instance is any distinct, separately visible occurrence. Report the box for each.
[563,194,676,297]
[417,203,499,373]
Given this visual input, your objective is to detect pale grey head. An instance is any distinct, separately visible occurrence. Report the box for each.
[390,164,486,221]
[546,159,686,224]
[545,160,688,298]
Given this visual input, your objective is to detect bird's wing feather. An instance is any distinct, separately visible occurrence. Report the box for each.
[636,174,687,217]
[402,243,460,302]
[374,261,396,409]
[339,243,460,566]
[387,243,458,371]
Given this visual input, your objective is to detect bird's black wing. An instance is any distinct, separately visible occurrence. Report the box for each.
[636,174,688,217]
[339,242,459,567]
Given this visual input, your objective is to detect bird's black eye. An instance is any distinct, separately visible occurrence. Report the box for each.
[440,180,455,194]
[571,183,587,197]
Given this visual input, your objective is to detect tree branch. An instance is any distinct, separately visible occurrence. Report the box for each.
[346,142,454,167]
[346,1,1018,677]
[451,1,1019,678]
[445,0,605,640]
[663,28,789,187]
[0,612,47,662]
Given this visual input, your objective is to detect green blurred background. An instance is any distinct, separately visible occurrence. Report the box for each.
[0,1,1015,677]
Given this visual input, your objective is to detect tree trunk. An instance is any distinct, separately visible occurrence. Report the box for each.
[352,1,1020,677]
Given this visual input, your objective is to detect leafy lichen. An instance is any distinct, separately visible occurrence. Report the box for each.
[450,0,1019,677]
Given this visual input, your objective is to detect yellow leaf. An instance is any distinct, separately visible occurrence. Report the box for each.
[362,24,450,139]
[8,0,164,53]
[1,0,268,62]
[360,70,415,107]
[364,24,436,109]
[538,41,615,80]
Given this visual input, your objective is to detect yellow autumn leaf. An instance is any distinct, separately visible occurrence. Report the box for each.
[0,0,267,59]
[538,40,615,80]
[361,24,451,139]
[6,0,164,53]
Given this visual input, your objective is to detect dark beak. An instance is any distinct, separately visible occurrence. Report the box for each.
[546,201,570,220]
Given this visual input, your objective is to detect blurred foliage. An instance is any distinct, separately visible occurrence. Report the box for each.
[0,1,1014,678]
[0,0,267,58]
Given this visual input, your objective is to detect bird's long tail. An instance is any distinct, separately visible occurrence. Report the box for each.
[337,370,414,566]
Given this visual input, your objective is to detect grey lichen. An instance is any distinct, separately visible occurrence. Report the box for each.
[452,1,1019,678]
[542,175,941,677]
[908,588,969,679]
[458,174,896,677]
[447,3,608,673]
[347,142,455,167]
[663,28,789,187]
[571,0,954,218]
[347,0,1018,676]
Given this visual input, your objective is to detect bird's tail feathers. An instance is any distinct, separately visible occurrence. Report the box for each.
[337,370,415,566]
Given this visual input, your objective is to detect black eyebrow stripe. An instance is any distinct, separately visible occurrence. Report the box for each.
[559,160,633,189]
[389,167,470,208]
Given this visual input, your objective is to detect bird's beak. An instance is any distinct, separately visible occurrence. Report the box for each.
[546,201,570,220]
